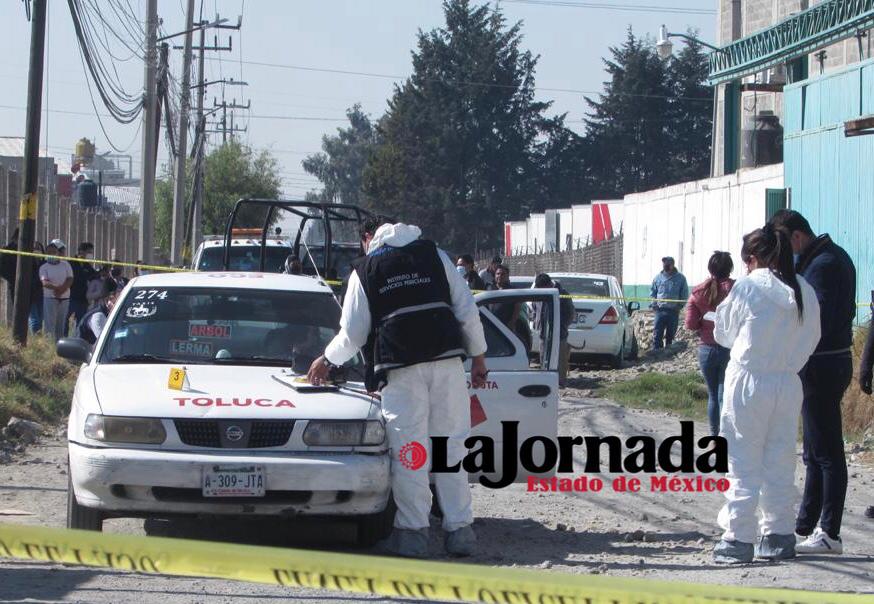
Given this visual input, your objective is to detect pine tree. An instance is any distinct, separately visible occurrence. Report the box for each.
[666,32,713,182]
[584,28,673,197]
[364,0,569,252]
[302,105,380,207]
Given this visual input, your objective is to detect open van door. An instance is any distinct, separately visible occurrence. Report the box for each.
[464,288,560,484]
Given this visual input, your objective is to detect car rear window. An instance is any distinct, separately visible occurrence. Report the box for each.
[556,277,611,298]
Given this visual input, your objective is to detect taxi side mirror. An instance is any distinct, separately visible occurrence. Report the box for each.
[627,301,641,314]
[56,338,92,364]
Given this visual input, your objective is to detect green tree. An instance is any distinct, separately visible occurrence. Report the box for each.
[302,104,380,207]
[155,140,282,256]
[364,0,572,252]
[584,28,672,198]
[666,32,713,182]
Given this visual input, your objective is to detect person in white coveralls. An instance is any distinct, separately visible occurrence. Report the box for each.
[711,224,820,564]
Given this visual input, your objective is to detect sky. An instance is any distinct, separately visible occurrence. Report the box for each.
[0,0,715,204]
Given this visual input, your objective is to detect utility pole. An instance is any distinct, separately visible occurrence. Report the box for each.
[170,0,195,266]
[221,90,227,144]
[138,0,158,264]
[211,96,249,141]
[12,0,47,345]
[192,23,206,254]
[183,19,239,252]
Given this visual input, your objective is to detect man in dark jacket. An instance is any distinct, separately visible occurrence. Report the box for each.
[0,229,20,304]
[77,279,118,344]
[534,273,575,385]
[857,306,874,521]
[455,254,485,290]
[68,242,96,332]
[770,210,856,554]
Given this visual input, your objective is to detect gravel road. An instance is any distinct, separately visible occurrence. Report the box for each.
[1,393,873,603]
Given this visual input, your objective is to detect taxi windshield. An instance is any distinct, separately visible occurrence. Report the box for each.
[100,286,350,374]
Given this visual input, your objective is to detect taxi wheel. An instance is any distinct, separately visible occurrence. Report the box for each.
[357,496,396,547]
[66,472,103,531]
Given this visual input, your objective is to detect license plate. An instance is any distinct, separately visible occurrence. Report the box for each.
[202,465,265,497]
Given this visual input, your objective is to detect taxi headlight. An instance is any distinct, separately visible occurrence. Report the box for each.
[84,414,166,444]
[303,420,385,446]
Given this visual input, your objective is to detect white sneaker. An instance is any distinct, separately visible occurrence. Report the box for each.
[796,528,843,555]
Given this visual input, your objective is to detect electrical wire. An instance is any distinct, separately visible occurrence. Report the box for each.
[206,57,713,103]
[82,0,143,61]
[499,0,715,15]
[67,0,144,124]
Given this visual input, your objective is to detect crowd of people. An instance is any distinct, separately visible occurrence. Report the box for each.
[457,209,861,563]
[0,212,865,562]
[647,210,858,563]
[0,234,131,343]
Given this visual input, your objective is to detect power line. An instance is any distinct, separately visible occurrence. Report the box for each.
[499,0,715,15]
[245,114,347,122]
[207,57,713,103]
[67,0,144,138]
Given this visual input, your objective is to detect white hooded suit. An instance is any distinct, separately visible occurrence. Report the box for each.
[325,224,487,532]
[714,268,821,543]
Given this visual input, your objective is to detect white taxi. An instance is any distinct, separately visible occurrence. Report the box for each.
[60,271,560,544]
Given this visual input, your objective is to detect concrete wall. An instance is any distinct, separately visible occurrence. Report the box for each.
[571,204,592,249]
[622,163,783,299]
[506,202,623,255]
[558,208,573,252]
[505,221,527,256]
[478,236,623,284]
[526,213,545,254]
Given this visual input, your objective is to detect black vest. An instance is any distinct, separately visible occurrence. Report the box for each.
[356,240,464,390]
[77,305,107,345]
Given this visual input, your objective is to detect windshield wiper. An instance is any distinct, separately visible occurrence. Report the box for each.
[211,356,294,366]
[110,353,189,364]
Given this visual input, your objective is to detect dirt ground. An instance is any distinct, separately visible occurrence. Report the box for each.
[1,389,873,603]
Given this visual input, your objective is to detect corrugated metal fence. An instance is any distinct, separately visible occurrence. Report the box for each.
[475,235,623,282]
[784,56,874,321]
[0,165,140,325]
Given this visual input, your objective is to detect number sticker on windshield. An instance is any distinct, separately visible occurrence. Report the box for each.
[126,302,157,319]
[134,289,168,300]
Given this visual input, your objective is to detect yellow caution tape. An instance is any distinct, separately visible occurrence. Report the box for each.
[18,192,38,221]
[0,247,187,273]
[0,523,869,604]
[0,246,871,309]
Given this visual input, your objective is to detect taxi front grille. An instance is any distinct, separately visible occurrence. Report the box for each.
[174,420,294,448]
[249,421,295,448]
[174,420,220,447]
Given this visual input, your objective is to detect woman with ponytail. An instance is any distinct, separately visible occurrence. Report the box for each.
[711,224,821,564]
[686,251,735,436]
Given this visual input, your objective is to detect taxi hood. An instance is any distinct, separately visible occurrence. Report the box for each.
[92,365,379,420]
